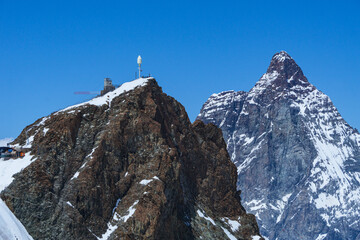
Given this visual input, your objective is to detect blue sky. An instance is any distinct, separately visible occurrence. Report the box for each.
[1,0,360,139]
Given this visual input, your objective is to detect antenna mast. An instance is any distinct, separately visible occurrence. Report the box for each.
[137,55,142,78]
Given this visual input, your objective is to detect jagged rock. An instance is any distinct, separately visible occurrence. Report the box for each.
[197,51,360,240]
[1,78,262,240]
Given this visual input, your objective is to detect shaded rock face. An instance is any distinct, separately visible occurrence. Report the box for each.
[197,51,360,240]
[1,79,262,240]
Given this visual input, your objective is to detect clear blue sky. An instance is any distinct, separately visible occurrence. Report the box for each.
[1,0,360,139]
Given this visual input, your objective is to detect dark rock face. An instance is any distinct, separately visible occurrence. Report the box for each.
[197,51,360,240]
[1,78,262,240]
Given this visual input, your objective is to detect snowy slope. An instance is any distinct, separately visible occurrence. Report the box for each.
[0,138,13,147]
[0,199,33,240]
[0,153,35,240]
[197,51,360,240]
[0,153,35,191]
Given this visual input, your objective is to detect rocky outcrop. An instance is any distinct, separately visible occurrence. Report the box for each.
[197,52,360,240]
[1,78,262,240]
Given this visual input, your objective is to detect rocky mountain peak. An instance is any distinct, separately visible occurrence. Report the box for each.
[266,51,307,86]
[247,51,312,103]
[1,78,262,240]
[271,50,292,62]
[267,51,297,74]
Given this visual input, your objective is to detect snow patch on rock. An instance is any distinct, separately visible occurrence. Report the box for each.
[221,226,237,240]
[196,209,216,225]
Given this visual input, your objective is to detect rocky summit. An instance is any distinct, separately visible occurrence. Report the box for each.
[1,78,262,240]
[197,51,360,240]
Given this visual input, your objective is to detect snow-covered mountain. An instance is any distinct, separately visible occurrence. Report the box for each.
[197,51,360,240]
